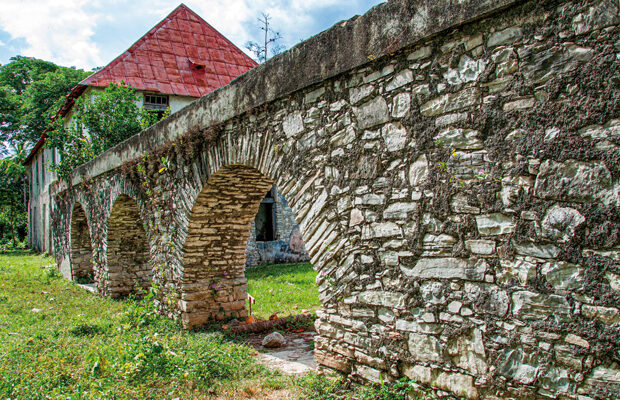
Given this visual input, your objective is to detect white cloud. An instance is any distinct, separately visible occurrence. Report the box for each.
[0,0,382,69]
[0,0,103,69]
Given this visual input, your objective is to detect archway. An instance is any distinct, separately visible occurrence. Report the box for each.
[181,164,277,327]
[106,194,151,298]
[70,203,94,283]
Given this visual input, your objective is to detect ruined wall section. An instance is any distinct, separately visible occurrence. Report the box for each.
[246,187,310,267]
[51,0,620,398]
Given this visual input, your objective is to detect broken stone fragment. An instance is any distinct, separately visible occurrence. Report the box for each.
[262,331,285,348]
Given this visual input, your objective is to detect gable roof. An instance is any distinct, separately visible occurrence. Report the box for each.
[80,3,257,97]
[24,3,257,166]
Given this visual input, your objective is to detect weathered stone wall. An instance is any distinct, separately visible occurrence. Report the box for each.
[51,0,619,398]
[70,203,92,281]
[246,186,310,267]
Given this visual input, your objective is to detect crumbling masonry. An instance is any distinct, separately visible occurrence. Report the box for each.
[51,0,619,398]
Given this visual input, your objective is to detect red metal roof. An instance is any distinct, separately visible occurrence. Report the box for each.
[24,3,257,165]
[79,3,257,96]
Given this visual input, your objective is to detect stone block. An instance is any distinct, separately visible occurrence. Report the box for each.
[512,290,571,320]
[358,290,407,309]
[353,96,389,129]
[420,87,479,116]
[465,239,495,255]
[401,258,487,281]
[408,332,443,362]
[487,27,522,47]
[475,213,514,235]
[541,205,585,242]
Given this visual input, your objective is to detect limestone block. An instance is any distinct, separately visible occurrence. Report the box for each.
[572,2,620,35]
[330,126,356,146]
[408,332,443,362]
[446,328,488,375]
[539,367,573,394]
[349,84,374,105]
[583,366,620,395]
[451,193,481,214]
[421,234,456,256]
[513,241,560,259]
[512,290,571,320]
[464,283,509,316]
[386,69,413,91]
[362,222,402,239]
[499,347,539,384]
[358,290,407,309]
[487,27,522,47]
[420,87,479,116]
[409,155,429,187]
[434,127,483,150]
[581,304,620,325]
[407,46,431,61]
[315,349,351,373]
[541,205,585,242]
[475,213,514,235]
[282,112,304,138]
[444,55,488,85]
[382,123,409,152]
[534,160,615,205]
[465,239,496,255]
[353,96,389,129]
[435,112,468,127]
[392,92,411,118]
[565,333,589,349]
[383,202,418,219]
[503,97,535,111]
[541,261,585,291]
[420,281,447,304]
[355,364,383,383]
[402,364,432,384]
[401,258,487,281]
[433,371,478,400]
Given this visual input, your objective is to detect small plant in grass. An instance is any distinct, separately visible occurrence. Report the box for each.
[298,373,436,400]
[69,322,105,337]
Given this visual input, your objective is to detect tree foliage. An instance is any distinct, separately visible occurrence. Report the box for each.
[0,56,90,145]
[0,144,28,249]
[47,82,168,179]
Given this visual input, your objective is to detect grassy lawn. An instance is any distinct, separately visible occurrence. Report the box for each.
[0,251,293,399]
[0,251,433,400]
[246,263,321,320]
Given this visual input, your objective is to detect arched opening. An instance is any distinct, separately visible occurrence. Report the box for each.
[182,164,320,326]
[70,203,94,284]
[106,194,151,298]
[246,186,310,267]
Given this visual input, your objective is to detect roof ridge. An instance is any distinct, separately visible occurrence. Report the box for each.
[78,4,191,87]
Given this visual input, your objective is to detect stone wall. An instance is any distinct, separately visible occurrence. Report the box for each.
[70,203,93,281]
[50,0,619,398]
[246,186,310,267]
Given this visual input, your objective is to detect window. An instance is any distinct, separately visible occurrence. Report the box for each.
[255,188,276,242]
[143,93,169,120]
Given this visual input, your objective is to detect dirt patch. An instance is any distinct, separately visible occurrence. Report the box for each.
[244,331,317,375]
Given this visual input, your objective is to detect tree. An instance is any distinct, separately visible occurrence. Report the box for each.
[0,56,90,146]
[245,13,285,63]
[0,143,28,249]
[46,82,168,179]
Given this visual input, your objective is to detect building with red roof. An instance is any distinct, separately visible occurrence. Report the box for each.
[25,3,257,252]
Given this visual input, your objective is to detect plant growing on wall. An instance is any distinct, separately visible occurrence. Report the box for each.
[47,82,169,179]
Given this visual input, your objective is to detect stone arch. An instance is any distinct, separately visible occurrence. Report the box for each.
[180,164,275,327]
[70,202,94,283]
[106,194,152,298]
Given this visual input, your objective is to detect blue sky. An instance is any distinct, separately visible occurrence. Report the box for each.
[0,0,385,71]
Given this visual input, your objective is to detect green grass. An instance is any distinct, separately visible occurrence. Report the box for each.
[246,262,320,320]
[0,251,286,399]
[0,252,435,400]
